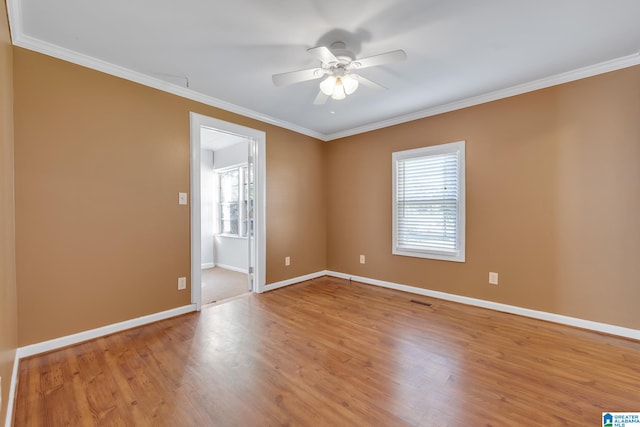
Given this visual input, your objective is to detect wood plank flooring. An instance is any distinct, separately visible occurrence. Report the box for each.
[14,277,640,426]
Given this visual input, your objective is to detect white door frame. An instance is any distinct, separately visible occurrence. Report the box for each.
[189,112,266,310]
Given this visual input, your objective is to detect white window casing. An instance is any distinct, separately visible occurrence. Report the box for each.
[392,141,466,262]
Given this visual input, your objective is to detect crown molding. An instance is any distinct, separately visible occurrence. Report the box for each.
[7,0,640,142]
[5,0,22,44]
[6,0,325,141]
[325,52,640,141]
[13,34,326,141]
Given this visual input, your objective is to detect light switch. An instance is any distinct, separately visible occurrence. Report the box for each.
[179,192,188,205]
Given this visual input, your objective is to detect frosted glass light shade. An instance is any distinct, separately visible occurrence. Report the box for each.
[319,74,357,100]
[320,76,336,95]
[332,79,346,100]
[342,75,359,95]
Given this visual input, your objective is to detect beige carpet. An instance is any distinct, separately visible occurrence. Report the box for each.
[201,267,249,305]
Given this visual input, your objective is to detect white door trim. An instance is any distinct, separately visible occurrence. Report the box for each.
[189,112,266,310]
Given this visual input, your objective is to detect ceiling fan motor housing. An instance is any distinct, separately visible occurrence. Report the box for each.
[329,41,356,65]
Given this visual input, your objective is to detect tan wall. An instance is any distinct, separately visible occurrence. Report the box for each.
[11,35,639,351]
[267,131,327,280]
[328,66,640,330]
[0,0,17,422]
[13,48,326,346]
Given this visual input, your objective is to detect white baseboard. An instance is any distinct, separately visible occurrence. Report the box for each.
[264,270,328,292]
[6,272,635,427]
[326,271,640,341]
[16,304,197,359]
[6,304,197,426]
[201,262,215,269]
[4,351,19,427]
[215,263,248,274]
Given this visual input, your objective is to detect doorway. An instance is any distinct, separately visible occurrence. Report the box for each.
[190,113,266,310]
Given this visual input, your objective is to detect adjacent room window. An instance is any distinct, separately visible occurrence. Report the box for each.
[392,141,466,262]
[217,164,249,237]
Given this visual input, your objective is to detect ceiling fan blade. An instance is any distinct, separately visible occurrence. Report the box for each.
[350,50,407,70]
[313,90,329,105]
[272,68,325,87]
[307,46,339,65]
[351,74,387,90]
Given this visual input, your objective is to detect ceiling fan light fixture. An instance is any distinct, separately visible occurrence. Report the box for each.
[320,75,356,101]
[331,78,346,100]
[272,42,406,105]
[320,76,337,96]
[342,74,359,95]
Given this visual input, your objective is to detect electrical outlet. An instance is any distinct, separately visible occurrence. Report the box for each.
[178,192,188,205]
[489,272,499,285]
[285,256,290,266]
[178,277,187,290]
[360,255,365,264]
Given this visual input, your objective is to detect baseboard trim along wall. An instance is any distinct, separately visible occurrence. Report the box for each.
[215,263,248,274]
[325,271,640,341]
[16,304,197,359]
[5,351,19,427]
[264,271,327,292]
[201,262,215,269]
[6,304,196,426]
[14,272,637,353]
[7,272,328,361]
[7,270,637,425]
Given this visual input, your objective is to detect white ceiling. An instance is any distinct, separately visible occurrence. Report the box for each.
[201,127,248,152]
[8,0,640,140]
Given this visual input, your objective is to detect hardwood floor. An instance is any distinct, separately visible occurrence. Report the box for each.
[14,277,640,426]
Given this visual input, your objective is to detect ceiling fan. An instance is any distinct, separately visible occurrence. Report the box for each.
[272,42,407,104]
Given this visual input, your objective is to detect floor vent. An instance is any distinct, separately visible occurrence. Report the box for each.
[410,299,432,307]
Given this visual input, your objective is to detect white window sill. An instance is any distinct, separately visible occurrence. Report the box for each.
[393,247,465,263]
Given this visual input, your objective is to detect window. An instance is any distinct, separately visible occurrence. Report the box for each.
[217,164,251,237]
[392,141,465,262]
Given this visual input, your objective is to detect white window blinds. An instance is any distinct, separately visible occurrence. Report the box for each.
[392,141,465,262]
[217,165,249,237]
